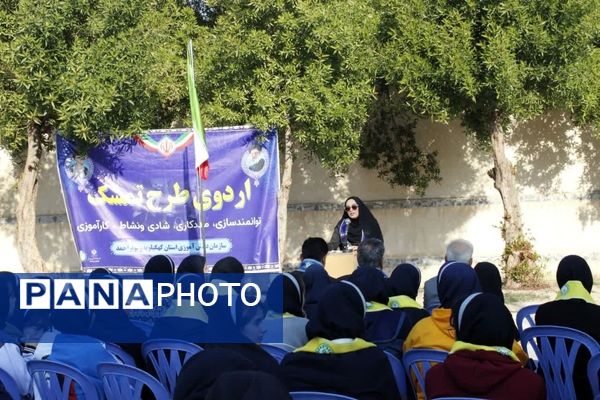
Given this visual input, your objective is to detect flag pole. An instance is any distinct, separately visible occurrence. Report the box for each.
[196,172,207,258]
[187,39,210,261]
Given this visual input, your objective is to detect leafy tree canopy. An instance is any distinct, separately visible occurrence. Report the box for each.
[196,0,379,171]
[377,0,600,137]
[0,0,198,160]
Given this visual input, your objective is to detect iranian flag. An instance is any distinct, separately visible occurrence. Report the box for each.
[187,40,209,180]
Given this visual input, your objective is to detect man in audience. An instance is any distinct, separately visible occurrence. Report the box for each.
[297,237,332,320]
[356,238,385,270]
[424,239,474,310]
[535,255,600,400]
[297,237,328,272]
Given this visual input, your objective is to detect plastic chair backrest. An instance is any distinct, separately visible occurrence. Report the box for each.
[516,304,539,337]
[521,325,600,400]
[403,349,448,400]
[0,367,21,400]
[384,351,409,400]
[141,339,202,397]
[105,343,136,367]
[587,352,600,400]
[97,362,169,400]
[289,391,357,399]
[260,343,293,364]
[27,360,100,400]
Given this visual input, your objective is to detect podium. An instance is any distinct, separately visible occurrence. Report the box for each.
[325,252,357,278]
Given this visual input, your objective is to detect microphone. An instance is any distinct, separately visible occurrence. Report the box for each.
[341,218,351,251]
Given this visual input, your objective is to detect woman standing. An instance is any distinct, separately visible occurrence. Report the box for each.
[329,196,383,251]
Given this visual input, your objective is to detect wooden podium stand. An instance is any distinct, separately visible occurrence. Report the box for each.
[325,252,357,278]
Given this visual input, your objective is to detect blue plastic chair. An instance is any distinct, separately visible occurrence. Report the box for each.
[516,304,539,337]
[384,351,409,400]
[289,391,357,399]
[0,367,21,400]
[587,352,600,400]
[261,343,293,364]
[521,325,600,400]
[141,339,202,397]
[97,362,169,400]
[403,349,448,400]
[105,343,137,367]
[28,360,100,400]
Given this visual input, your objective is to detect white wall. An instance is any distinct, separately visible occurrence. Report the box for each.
[1,111,600,272]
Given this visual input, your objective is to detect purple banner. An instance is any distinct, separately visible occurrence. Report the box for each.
[56,127,280,272]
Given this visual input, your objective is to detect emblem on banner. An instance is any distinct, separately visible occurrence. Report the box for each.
[241,143,269,186]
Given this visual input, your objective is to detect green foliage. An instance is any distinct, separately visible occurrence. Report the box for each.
[502,235,545,287]
[196,0,379,171]
[0,0,198,159]
[359,83,441,194]
[377,0,600,137]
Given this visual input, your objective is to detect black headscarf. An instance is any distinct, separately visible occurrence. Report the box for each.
[387,263,421,300]
[306,281,366,340]
[437,262,481,309]
[212,256,245,274]
[474,262,504,303]
[144,255,175,274]
[452,292,514,350]
[206,371,291,400]
[338,196,383,244]
[556,255,593,292]
[173,349,256,400]
[178,255,206,275]
[348,267,389,305]
[267,273,305,317]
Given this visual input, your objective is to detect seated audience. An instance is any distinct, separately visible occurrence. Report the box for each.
[386,263,430,340]
[426,293,545,400]
[205,371,291,400]
[48,309,116,396]
[404,262,528,399]
[356,238,385,271]
[177,254,207,275]
[535,254,600,400]
[130,254,176,323]
[297,237,329,273]
[174,349,255,400]
[263,272,309,348]
[280,281,399,400]
[150,273,208,342]
[348,267,404,344]
[424,239,473,311]
[474,261,505,302]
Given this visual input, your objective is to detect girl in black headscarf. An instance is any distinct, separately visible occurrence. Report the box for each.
[329,196,383,251]
[263,272,309,348]
[174,349,256,400]
[426,293,545,400]
[177,254,206,275]
[474,262,505,303]
[206,371,291,400]
[535,254,600,399]
[348,267,404,344]
[280,281,400,400]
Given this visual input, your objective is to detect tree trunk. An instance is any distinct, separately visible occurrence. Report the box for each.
[489,120,524,276]
[277,125,293,268]
[16,124,47,273]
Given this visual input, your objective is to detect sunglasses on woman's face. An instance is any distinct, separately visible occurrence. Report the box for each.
[345,204,358,211]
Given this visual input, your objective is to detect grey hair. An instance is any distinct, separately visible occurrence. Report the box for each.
[445,239,474,263]
[357,238,385,269]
